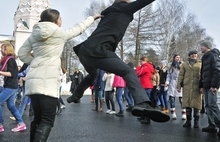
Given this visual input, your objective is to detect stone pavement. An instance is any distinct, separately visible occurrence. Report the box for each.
[0,95,220,142]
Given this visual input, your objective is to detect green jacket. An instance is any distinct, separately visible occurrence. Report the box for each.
[177,58,202,109]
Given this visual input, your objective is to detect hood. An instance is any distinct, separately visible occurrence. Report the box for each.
[210,48,220,55]
[32,22,59,41]
[143,62,154,73]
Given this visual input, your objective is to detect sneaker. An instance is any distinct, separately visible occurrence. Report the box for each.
[106,109,111,114]
[172,113,177,120]
[132,102,170,122]
[11,123,27,132]
[9,116,16,121]
[115,111,124,117]
[109,110,116,114]
[0,125,4,132]
[61,105,65,109]
[202,126,217,133]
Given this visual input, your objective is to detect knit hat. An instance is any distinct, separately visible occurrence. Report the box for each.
[201,41,212,49]
[188,49,198,56]
[161,60,168,66]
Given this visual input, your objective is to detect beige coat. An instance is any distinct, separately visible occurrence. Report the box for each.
[18,16,94,98]
[177,59,202,109]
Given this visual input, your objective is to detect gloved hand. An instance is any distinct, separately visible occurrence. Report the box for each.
[112,87,115,92]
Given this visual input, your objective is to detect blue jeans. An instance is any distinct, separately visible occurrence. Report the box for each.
[95,90,104,100]
[159,86,168,109]
[123,87,133,106]
[18,85,29,116]
[0,88,23,124]
[204,89,220,128]
[116,87,124,112]
[169,96,182,108]
[145,89,152,99]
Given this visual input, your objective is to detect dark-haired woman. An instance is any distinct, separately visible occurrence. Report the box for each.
[165,54,186,120]
[18,9,101,142]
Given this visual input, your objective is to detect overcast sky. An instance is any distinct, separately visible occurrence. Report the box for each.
[0,0,219,48]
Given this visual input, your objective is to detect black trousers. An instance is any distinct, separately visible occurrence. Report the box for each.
[74,53,150,105]
[30,95,58,127]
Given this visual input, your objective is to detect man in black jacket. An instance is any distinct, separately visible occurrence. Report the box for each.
[199,41,220,135]
[67,0,170,122]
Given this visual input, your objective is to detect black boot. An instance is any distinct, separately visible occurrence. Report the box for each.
[132,102,170,122]
[30,122,38,142]
[183,108,192,127]
[33,124,52,142]
[194,109,200,128]
[183,116,191,127]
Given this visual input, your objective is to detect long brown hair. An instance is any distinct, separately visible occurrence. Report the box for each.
[171,54,182,72]
[140,57,152,64]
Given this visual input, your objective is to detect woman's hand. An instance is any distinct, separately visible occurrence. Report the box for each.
[93,14,103,20]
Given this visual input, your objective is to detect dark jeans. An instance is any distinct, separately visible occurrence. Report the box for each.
[73,54,150,105]
[105,91,115,111]
[30,95,58,127]
[150,86,159,107]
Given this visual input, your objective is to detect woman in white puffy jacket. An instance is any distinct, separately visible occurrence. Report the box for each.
[18,9,101,142]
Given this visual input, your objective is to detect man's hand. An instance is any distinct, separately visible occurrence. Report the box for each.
[93,14,103,20]
[210,87,217,95]
[177,88,181,93]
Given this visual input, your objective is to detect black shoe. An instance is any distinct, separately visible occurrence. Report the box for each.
[218,130,220,136]
[126,106,133,111]
[67,95,79,103]
[183,120,191,127]
[132,102,170,122]
[115,111,124,117]
[141,117,151,124]
[202,126,217,133]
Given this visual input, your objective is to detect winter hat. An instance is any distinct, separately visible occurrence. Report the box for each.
[127,62,134,69]
[201,41,212,49]
[161,60,168,66]
[188,49,198,56]
[155,66,160,70]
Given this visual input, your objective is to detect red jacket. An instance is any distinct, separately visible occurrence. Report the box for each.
[136,62,154,89]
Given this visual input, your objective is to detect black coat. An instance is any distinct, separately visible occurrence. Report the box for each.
[199,48,220,89]
[74,0,155,58]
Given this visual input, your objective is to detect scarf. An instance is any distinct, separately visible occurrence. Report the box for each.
[0,56,14,71]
